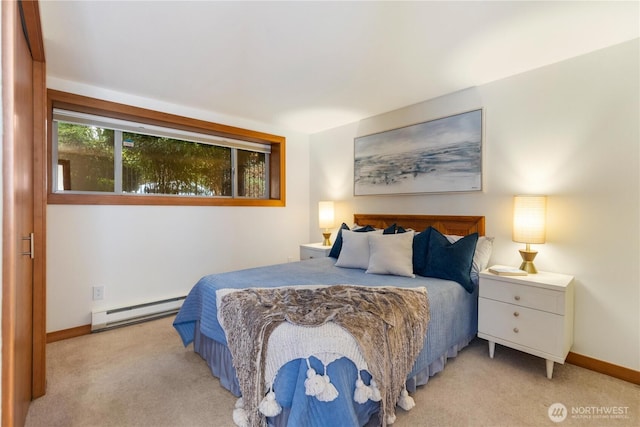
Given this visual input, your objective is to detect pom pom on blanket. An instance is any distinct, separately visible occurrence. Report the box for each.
[259,389,282,417]
[304,366,326,396]
[353,377,372,404]
[304,359,339,402]
[316,374,339,402]
[397,387,415,411]
[232,398,249,427]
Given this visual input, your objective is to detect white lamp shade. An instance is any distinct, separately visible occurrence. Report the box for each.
[318,201,335,229]
[512,195,546,244]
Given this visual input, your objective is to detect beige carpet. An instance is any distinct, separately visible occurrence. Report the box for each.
[26,316,639,427]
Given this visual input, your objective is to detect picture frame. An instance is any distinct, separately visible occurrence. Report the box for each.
[354,109,483,196]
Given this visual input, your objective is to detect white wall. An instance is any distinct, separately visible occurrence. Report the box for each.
[46,79,311,332]
[47,39,639,371]
[309,39,639,371]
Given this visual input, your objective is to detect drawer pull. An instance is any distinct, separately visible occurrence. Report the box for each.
[513,327,519,333]
[513,312,520,317]
[514,295,521,301]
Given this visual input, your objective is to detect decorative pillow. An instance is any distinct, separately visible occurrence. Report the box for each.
[383,224,396,234]
[446,234,494,281]
[383,223,408,234]
[329,223,375,258]
[366,231,415,278]
[412,227,433,276]
[471,236,494,280]
[425,229,478,292]
[335,229,382,269]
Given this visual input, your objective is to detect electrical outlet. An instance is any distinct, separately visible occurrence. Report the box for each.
[92,285,104,300]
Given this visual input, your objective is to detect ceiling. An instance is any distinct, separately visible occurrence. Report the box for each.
[39,1,639,134]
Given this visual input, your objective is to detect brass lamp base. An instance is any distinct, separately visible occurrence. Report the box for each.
[519,248,538,274]
[322,232,332,247]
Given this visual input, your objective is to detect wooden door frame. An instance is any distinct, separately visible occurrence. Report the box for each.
[22,0,47,400]
[2,2,47,425]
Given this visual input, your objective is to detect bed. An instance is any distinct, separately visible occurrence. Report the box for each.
[174,214,490,427]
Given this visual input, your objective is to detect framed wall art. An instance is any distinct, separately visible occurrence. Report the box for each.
[354,109,483,196]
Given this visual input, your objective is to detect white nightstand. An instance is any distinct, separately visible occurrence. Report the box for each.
[299,243,331,260]
[478,268,575,379]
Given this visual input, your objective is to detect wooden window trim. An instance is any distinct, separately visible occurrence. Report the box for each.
[47,89,286,206]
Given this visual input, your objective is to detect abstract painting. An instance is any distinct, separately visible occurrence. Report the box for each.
[354,109,482,195]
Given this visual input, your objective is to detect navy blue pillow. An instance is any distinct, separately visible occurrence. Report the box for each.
[383,224,396,234]
[383,223,408,234]
[328,223,375,258]
[412,227,433,276]
[424,229,478,293]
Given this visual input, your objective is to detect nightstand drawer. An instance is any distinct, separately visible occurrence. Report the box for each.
[480,277,565,314]
[479,298,564,356]
[300,243,331,260]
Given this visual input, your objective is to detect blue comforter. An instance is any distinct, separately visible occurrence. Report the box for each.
[174,257,478,426]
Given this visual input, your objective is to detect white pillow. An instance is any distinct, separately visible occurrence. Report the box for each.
[366,231,415,278]
[335,229,381,269]
[473,236,494,272]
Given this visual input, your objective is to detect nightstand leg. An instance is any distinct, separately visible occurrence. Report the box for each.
[546,359,554,379]
[488,341,495,359]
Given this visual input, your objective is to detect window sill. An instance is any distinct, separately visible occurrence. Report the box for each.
[48,192,285,207]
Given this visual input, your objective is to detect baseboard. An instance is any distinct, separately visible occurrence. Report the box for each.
[567,351,639,385]
[46,324,91,343]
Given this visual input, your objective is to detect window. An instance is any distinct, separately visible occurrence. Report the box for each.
[55,122,116,192]
[48,90,285,206]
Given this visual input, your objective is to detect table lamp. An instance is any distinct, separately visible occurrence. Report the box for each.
[318,201,335,246]
[512,195,546,274]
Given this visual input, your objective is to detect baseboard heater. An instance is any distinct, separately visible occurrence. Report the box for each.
[91,296,186,332]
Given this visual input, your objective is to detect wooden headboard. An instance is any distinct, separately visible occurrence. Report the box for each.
[353,214,485,237]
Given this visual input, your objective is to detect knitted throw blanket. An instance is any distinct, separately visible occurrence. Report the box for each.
[219,284,430,427]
